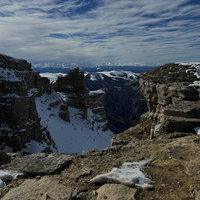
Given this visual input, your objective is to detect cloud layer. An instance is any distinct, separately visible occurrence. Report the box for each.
[0,0,200,64]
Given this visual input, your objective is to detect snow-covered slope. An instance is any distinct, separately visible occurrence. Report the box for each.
[35,92,112,154]
[39,72,66,83]
[97,70,139,81]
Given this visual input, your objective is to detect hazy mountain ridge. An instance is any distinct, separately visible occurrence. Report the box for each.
[32,62,158,74]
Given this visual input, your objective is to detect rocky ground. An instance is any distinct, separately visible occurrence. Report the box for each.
[1,134,200,199]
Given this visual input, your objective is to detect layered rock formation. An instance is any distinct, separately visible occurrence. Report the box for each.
[52,68,89,119]
[0,54,54,152]
[139,63,200,138]
[112,63,200,145]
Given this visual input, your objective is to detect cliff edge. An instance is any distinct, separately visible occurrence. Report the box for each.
[112,63,200,145]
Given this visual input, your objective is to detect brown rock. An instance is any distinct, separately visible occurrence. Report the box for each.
[137,63,200,138]
[97,184,139,200]
[1,176,76,200]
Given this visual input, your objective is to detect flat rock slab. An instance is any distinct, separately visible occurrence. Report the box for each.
[0,153,72,176]
[2,176,76,200]
[163,101,200,118]
[97,184,139,200]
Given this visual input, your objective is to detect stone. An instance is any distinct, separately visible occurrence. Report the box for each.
[49,100,61,108]
[0,151,10,165]
[59,105,70,122]
[1,176,76,200]
[0,153,72,176]
[52,68,89,120]
[97,184,139,200]
[163,101,200,118]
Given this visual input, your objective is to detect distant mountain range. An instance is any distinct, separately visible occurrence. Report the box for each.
[32,62,159,73]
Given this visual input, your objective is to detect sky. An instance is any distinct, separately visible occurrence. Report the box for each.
[0,0,200,64]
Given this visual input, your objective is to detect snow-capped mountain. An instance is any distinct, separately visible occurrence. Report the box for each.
[32,62,159,69]
[32,62,158,74]
[86,70,140,82]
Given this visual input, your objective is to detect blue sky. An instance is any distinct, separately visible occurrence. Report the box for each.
[0,0,200,64]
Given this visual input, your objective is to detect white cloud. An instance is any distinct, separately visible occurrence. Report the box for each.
[0,0,199,63]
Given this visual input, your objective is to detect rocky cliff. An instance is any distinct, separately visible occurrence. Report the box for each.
[140,63,200,138]
[112,63,200,145]
[0,54,54,152]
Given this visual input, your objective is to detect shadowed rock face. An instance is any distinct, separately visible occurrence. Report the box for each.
[52,68,89,120]
[85,73,148,134]
[0,54,53,152]
[52,68,109,130]
[52,68,89,110]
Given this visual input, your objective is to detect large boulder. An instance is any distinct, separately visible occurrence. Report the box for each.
[2,176,76,200]
[0,153,72,176]
[97,184,139,200]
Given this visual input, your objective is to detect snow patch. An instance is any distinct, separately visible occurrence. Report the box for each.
[177,62,200,86]
[27,88,38,97]
[189,81,200,87]
[89,73,104,81]
[0,67,22,82]
[40,72,66,83]
[89,89,105,95]
[98,70,139,81]
[2,93,20,98]
[0,170,23,189]
[18,140,50,154]
[90,158,154,190]
[194,127,200,135]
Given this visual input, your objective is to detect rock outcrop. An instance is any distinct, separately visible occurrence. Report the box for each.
[1,176,77,200]
[112,63,200,144]
[52,68,109,131]
[52,68,89,119]
[0,54,54,152]
[2,134,200,199]
[1,153,72,176]
[139,63,200,138]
